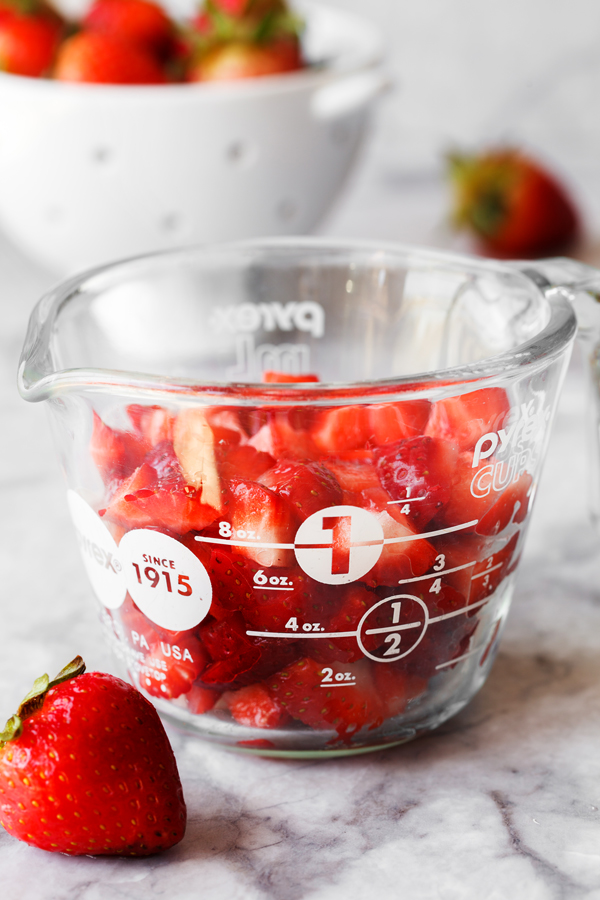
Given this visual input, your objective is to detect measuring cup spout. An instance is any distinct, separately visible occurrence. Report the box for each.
[518,257,600,527]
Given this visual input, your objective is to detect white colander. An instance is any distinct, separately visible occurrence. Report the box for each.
[0,2,386,274]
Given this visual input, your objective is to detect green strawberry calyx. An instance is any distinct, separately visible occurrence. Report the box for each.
[0,656,86,747]
[446,149,519,240]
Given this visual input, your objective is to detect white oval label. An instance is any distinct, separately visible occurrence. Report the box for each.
[67,490,126,610]
[119,529,212,631]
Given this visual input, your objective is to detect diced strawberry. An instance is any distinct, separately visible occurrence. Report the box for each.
[425,387,510,451]
[371,663,427,719]
[306,583,375,665]
[242,568,338,637]
[90,411,149,486]
[311,407,370,454]
[226,478,296,567]
[373,436,459,530]
[249,414,320,460]
[173,409,222,512]
[267,657,385,738]
[203,544,256,612]
[469,531,521,604]
[360,509,437,587]
[258,459,343,522]
[476,473,532,535]
[197,610,262,685]
[127,404,174,446]
[206,408,249,443]
[186,682,221,714]
[438,452,532,536]
[143,634,208,699]
[322,456,380,501]
[102,441,220,534]
[367,400,432,446]
[224,683,287,728]
[262,371,320,383]
[217,444,275,481]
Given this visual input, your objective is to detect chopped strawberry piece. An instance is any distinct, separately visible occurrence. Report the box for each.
[103,442,220,534]
[476,473,532,535]
[173,408,222,512]
[311,407,370,454]
[186,682,221,714]
[258,459,343,522]
[227,478,296,567]
[364,509,438,586]
[225,683,287,728]
[197,610,261,685]
[127,404,174,446]
[371,664,427,719]
[217,443,275,481]
[373,436,459,530]
[322,456,380,500]
[469,531,521,603]
[267,657,385,738]
[262,371,320,383]
[90,411,149,486]
[306,583,375,665]
[438,451,531,536]
[249,414,320,460]
[142,634,208,699]
[368,400,432,446]
[425,388,510,451]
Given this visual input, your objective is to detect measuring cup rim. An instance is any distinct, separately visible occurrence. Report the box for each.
[17,238,578,405]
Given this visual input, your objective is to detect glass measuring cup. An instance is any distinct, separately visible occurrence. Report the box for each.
[17,240,600,757]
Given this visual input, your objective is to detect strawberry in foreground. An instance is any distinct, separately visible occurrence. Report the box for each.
[0,656,186,855]
[447,147,580,258]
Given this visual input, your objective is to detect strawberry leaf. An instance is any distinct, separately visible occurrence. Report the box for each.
[0,714,22,747]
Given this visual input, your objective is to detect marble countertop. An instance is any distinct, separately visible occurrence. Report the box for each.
[2,159,600,900]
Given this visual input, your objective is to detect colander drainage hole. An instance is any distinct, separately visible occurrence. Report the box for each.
[91,146,113,164]
[225,140,257,167]
[160,212,182,232]
[277,199,298,222]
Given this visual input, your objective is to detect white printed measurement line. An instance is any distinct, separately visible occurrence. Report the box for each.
[245,630,357,639]
[435,643,487,670]
[194,535,295,550]
[471,562,504,580]
[388,496,428,504]
[428,597,489,624]
[195,520,479,552]
[365,621,422,636]
[382,520,479,544]
[254,586,293,592]
[320,682,356,688]
[396,560,476,585]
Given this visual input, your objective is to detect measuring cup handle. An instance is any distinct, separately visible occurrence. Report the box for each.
[518,257,600,528]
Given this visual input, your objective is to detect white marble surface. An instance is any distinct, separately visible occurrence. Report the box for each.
[3,147,600,899]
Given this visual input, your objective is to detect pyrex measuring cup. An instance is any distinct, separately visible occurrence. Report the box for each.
[17,240,600,757]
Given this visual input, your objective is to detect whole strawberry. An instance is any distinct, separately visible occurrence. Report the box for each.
[0,0,64,76]
[447,147,580,258]
[0,657,186,856]
[53,30,167,83]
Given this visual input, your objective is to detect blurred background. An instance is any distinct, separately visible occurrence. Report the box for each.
[1,0,597,271]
